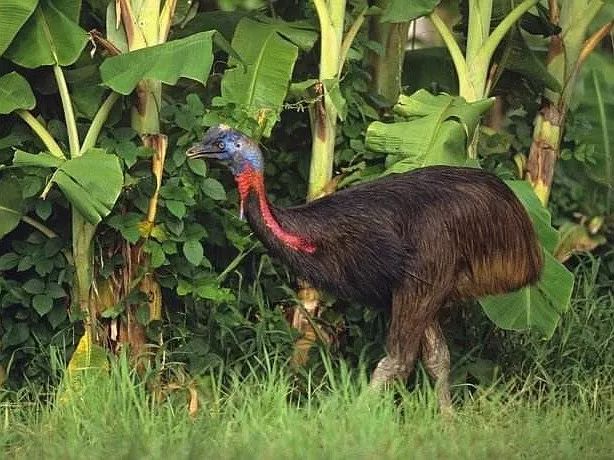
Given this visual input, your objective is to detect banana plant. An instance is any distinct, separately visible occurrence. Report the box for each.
[364,1,574,338]
[1,0,123,353]
[525,1,614,206]
[0,0,217,374]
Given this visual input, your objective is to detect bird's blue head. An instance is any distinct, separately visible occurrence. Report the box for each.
[186,125,263,176]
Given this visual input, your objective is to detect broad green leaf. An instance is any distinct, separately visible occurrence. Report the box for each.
[221,18,299,137]
[201,178,226,201]
[256,17,318,51]
[4,0,88,68]
[175,10,249,42]
[2,323,30,347]
[499,28,561,92]
[54,151,123,224]
[0,0,38,56]
[505,180,558,253]
[100,31,216,95]
[480,251,574,338]
[13,150,63,168]
[571,53,614,188]
[381,0,441,23]
[183,240,204,266]
[13,149,123,225]
[47,304,67,329]
[0,178,24,238]
[0,253,20,270]
[23,278,45,294]
[166,200,186,219]
[32,294,53,316]
[0,72,36,114]
[365,90,493,173]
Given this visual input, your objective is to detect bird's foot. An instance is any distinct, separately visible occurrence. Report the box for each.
[369,356,408,390]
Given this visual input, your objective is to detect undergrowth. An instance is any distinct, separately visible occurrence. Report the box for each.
[1,257,613,459]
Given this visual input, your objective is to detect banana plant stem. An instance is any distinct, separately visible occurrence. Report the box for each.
[81,92,121,154]
[15,110,65,159]
[53,65,80,158]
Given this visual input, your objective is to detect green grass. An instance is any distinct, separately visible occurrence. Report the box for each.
[2,256,613,460]
[1,357,613,460]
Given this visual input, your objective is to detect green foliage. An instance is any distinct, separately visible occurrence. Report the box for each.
[2,346,614,459]
[4,0,88,68]
[0,0,37,55]
[365,90,492,173]
[100,31,217,95]
[0,178,24,238]
[0,72,36,114]
[0,0,610,396]
[13,149,123,225]
[480,251,574,337]
[219,18,300,137]
[569,53,614,189]
[381,0,441,23]
[506,180,558,253]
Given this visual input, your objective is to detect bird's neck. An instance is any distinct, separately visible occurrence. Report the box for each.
[235,168,316,254]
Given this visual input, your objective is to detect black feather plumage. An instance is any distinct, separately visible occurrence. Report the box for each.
[245,166,542,309]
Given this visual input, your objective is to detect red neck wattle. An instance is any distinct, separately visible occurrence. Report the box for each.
[235,168,316,254]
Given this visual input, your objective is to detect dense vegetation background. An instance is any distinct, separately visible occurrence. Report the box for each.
[0,0,612,437]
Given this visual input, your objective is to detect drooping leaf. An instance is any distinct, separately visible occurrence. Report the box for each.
[0,178,24,238]
[59,329,108,398]
[100,31,216,95]
[13,149,123,225]
[13,150,63,168]
[256,16,318,51]
[365,90,493,173]
[174,10,249,42]
[505,180,558,253]
[4,0,88,68]
[221,18,299,137]
[571,53,614,188]
[380,0,441,23]
[479,251,574,338]
[554,221,607,262]
[0,0,38,56]
[498,28,561,92]
[0,72,36,114]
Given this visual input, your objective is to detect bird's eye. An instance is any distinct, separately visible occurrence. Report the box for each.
[235,143,241,148]
[217,141,224,149]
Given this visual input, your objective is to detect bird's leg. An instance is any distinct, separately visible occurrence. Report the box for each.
[420,320,453,414]
[371,282,446,389]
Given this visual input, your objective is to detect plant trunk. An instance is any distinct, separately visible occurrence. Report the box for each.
[72,215,97,340]
[525,3,611,205]
[292,1,346,365]
[526,103,563,205]
[100,0,173,363]
[367,4,410,107]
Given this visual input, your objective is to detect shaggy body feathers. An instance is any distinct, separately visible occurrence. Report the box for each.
[244,166,543,309]
[188,125,544,408]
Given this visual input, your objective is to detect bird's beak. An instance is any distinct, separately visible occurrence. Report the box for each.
[186,142,225,160]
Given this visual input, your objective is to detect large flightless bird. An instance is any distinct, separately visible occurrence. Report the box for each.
[187,124,543,410]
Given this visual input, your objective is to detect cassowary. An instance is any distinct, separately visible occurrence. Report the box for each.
[187,124,543,409]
